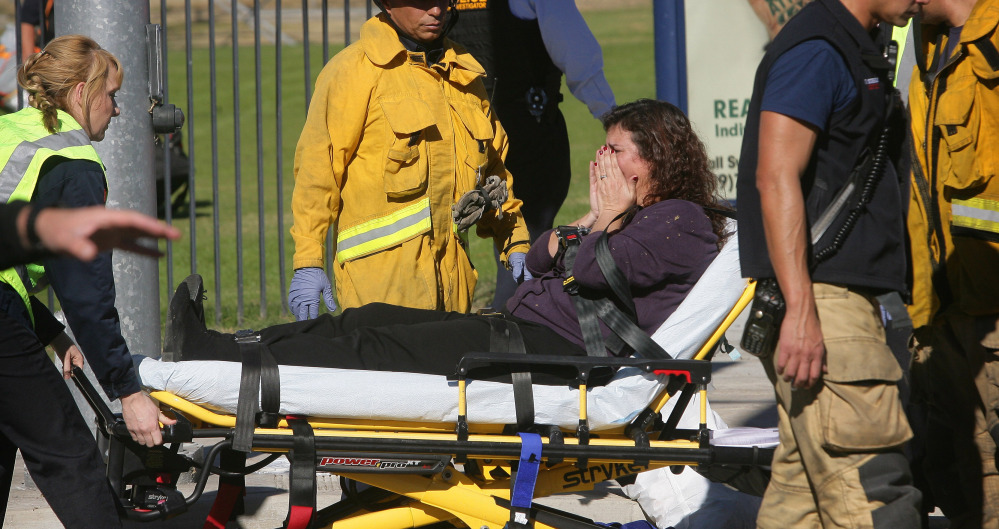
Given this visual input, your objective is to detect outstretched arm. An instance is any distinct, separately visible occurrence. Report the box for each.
[29,205,180,260]
[1,202,180,268]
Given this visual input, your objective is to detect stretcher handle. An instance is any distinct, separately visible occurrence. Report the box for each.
[70,366,118,430]
[455,353,711,384]
[107,420,194,444]
[70,367,193,443]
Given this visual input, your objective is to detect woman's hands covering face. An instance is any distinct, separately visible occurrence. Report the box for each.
[589,145,638,221]
[552,144,641,255]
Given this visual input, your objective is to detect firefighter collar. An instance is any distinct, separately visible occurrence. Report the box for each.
[362,13,484,85]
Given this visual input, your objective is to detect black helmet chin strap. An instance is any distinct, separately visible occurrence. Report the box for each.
[441,0,459,40]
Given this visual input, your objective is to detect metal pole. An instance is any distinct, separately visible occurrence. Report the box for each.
[276,0,288,315]
[654,0,688,114]
[57,0,161,358]
[160,0,174,300]
[323,0,330,60]
[302,0,312,108]
[186,0,198,276]
[231,0,245,326]
[255,0,268,319]
[209,0,223,325]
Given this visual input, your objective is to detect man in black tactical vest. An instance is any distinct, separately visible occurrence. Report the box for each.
[736,0,927,527]
[446,0,616,309]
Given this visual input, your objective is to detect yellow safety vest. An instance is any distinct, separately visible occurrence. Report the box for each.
[0,107,104,324]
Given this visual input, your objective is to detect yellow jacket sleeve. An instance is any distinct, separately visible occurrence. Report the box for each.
[291,51,374,270]
[474,98,531,264]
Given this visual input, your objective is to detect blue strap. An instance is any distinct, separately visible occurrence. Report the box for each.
[508,432,543,527]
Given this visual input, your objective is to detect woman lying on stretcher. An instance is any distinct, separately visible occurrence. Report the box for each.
[165,99,731,384]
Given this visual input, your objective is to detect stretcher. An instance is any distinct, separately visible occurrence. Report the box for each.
[72,230,777,529]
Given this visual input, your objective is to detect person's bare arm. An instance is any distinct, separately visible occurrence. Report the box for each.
[21,206,180,261]
[757,110,826,388]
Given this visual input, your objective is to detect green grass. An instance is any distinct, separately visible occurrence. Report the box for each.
[159,4,654,331]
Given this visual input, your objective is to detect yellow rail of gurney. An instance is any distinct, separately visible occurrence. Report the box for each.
[647,280,755,416]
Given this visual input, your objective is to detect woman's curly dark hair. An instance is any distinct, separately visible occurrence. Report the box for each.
[601,99,731,246]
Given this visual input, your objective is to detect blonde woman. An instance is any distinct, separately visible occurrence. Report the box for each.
[0,35,174,527]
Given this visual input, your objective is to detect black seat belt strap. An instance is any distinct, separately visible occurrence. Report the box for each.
[594,297,672,360]
[559,229,610,357]
[285,418,317,529]
[233,336,281,452]
[570,292,609,357]
[257,340,282,428]
[487,318,535,430]
[506,322,535,431]
[233,342,261,452]
[488,316,510,353]
[594,231,636,319]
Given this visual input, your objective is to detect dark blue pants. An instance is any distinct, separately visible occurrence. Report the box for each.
[0,312,121,528]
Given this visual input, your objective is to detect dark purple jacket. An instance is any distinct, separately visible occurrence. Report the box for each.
[508,199,718,352]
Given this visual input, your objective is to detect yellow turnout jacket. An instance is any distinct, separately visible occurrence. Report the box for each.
[291,13,530,312]
[908,0,999,327]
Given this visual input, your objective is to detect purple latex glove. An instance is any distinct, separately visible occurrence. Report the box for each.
[288,267,336,321]
[509,252,533,284]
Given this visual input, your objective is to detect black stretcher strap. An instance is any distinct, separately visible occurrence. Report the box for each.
[594,222,684,360]
[233,339,281,452]
[594,297,673,360]
[487,318,535,431]
[286,418,317,529]
[570,293,610,357]
[594,230,636,319]
[258,346,281,427]
[562,233,611,357]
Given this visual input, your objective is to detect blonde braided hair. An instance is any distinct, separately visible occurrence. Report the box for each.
[16,35,122,134]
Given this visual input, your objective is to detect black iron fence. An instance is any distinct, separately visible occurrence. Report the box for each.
[6,1,373,327]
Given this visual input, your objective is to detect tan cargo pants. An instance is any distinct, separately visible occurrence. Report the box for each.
[756,283,920,529]
[910,312,999,529]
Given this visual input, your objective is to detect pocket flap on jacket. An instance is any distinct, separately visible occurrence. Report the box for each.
[388,145,420,164]
[450,100,494,141]
[380,99,437,135]
[934,78,975,127]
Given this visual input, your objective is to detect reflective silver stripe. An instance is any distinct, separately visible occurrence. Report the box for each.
[15,265,28,287]
[336,202,432,257]
[0,128,93,202]
[952,202,999,225]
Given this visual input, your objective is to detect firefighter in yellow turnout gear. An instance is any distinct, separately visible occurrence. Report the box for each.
[907,0,999,525]
[288,0,530,318]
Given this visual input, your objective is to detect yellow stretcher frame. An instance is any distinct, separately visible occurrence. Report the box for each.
[77,282,763,529]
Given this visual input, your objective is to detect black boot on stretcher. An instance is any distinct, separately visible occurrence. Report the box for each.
[164,274,234,362]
